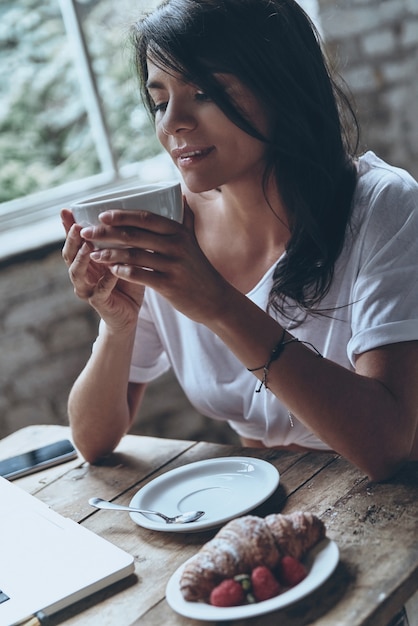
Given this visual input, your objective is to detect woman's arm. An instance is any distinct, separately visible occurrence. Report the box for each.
[204,285,418,481]
[61,209,147,462]
[67,324,147,463]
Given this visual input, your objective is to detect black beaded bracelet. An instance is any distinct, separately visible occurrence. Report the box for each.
[247,329,286,392]
[247,331,322,393]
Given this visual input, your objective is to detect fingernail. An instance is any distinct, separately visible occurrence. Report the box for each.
[80,227,93,237]
[90,251,101,260]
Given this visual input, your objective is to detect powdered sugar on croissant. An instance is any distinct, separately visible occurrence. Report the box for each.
[180,511,325,602]
[180,516,280,602]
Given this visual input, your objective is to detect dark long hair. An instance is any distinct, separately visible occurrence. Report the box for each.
[132,0,359,320]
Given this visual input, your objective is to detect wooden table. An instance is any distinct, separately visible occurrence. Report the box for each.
[1,425,417,626]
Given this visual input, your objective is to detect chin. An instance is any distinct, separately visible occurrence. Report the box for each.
[182,179,220,194]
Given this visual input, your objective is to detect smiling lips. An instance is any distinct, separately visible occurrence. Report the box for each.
[172,146,214,165]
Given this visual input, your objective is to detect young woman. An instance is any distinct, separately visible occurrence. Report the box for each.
[61,0,418,481]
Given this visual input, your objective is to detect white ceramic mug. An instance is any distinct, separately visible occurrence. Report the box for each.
[70,181,183,248]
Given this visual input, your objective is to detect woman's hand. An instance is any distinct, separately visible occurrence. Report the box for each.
[61,209,145,332]
[77,202,230,325]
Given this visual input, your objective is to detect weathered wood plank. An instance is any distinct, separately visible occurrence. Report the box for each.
[3,427,418,626]
[31,434,198,520]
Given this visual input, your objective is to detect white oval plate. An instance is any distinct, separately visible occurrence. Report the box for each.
[166,537,339,620]
[129,457,279,532]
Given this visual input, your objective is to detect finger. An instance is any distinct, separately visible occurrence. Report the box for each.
[80,223,181,256]
[67,242,96,288]
[61,208,76,234]
[79,224,140,249]
[89,270,119,303]
[98,209,181,234]
[109,263,160,287]
[67,243,106,301]
[62,224,87,266]
[90,247,168,273]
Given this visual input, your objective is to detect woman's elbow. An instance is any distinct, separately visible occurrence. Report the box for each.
[360,447,410,483]
[72,437,119,465]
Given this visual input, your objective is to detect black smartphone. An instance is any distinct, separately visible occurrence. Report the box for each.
[0,439,78,480]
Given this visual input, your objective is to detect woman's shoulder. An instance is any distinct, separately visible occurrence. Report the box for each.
[348,152,418,256]
[353,151,418,225]
[356,151,418,197]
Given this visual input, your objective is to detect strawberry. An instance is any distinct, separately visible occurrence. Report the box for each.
[277,555,307,587]
[209,579,245,607]
[250,566,281,601]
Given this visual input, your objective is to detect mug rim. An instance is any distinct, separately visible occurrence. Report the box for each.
[70,181,181,208]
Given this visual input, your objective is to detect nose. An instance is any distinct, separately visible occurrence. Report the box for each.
[159,100,197,136]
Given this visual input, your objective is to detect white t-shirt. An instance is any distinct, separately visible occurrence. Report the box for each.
[126,152,418,449]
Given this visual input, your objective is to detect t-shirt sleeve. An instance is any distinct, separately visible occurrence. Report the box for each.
[129,292,171,383]
[347,172,418,365]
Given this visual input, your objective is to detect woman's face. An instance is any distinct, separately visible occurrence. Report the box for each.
[146,57,270,193]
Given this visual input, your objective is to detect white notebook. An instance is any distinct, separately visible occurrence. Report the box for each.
[0,476,134,626]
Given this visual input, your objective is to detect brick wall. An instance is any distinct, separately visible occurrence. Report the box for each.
[0,244,238,443]
[318,0,418,178]
[1,0,417,442]
[0,246,98,437]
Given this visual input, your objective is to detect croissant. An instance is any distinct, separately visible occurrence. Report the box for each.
[264,511,325,561]
[180,511,325,601]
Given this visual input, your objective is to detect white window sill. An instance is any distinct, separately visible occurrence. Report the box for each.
[0,154,178,262]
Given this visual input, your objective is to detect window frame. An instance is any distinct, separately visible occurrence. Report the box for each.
[0,0,174,262]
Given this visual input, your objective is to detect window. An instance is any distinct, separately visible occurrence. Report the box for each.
[0,0,175,260]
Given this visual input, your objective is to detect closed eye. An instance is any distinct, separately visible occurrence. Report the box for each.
[151,92,210,114]
[152,101,167,114]
[195,91,211,102]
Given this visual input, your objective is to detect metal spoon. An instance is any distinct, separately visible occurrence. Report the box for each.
[88,497,205,524]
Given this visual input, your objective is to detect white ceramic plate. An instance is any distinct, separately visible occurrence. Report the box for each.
[129,457,279,532]
[166,537,339,620]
